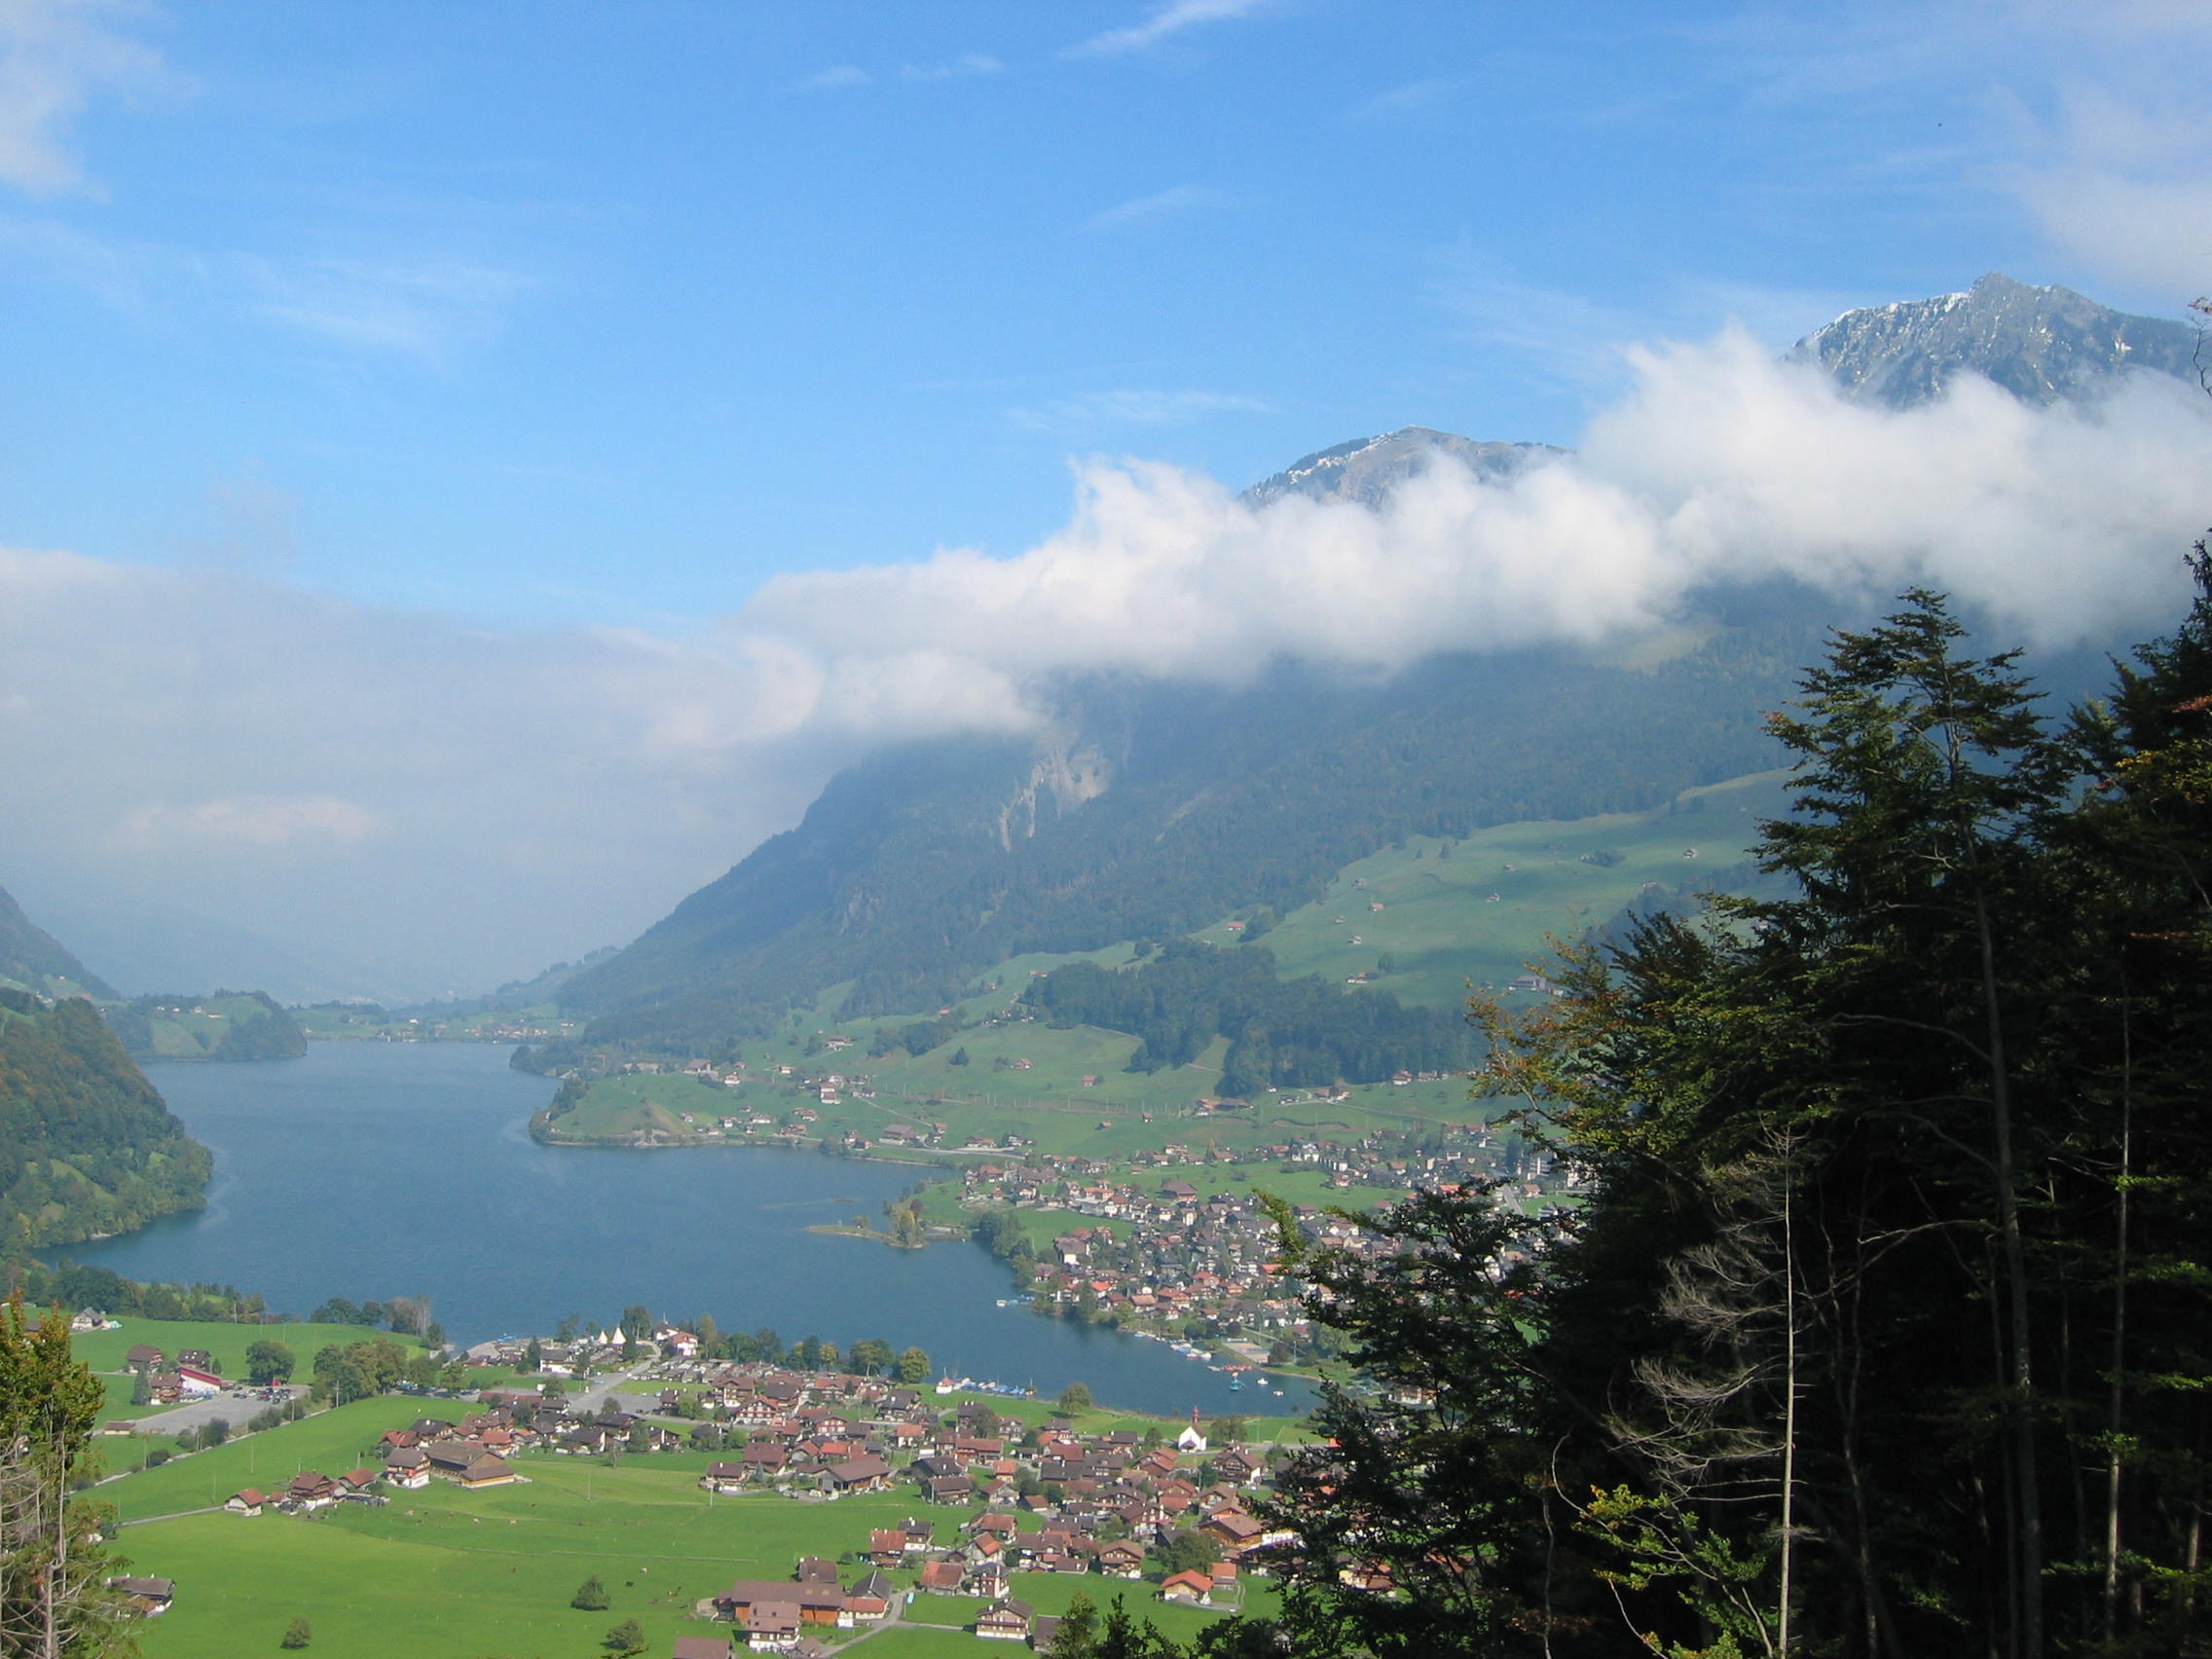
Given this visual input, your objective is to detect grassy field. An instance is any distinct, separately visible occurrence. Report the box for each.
[292,1002,581,1043]
[126,993,287,1060]
[1218,767,1793,1009]
[113,1406,1267,1659]
[103,1397,431,1521]
[561,1041,1482,1168]
[71,1316,428,1451]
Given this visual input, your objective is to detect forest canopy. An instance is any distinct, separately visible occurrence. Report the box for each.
[1241,563,2212,1658]
[0,990,210,1245]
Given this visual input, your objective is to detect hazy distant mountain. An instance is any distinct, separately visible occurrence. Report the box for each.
[0,885,116,1001]
[1789,272,2200,410]
[22,895,401,1006]
[553,275,2171,1051]
[1242,426,1566,509]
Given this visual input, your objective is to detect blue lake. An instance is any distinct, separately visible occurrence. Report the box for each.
[52,1041,1312,1418]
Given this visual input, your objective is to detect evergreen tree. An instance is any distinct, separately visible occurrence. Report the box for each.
[0,1294,130,1656]
[570,1574,608,1610]
[1255,577,2212,1657]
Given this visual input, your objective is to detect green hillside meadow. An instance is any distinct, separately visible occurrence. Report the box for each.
[549,770,1791,1155]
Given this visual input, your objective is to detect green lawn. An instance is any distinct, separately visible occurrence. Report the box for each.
[1235,768,1792,1009]
[105,1397,433,1520]
[119,1431,1263,1659]
[74,1317,417,1383]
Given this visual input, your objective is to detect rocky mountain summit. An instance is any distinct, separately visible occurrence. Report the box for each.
[1790,271,2199,409]
[1242,426,1565,509]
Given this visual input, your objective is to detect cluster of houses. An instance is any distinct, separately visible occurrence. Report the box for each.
[666,1381,1289,1652]
[118,1343,233,1408]
[941,1138,1540,1353]
[223,1408,529,1518]
[211,1354,1290,1652]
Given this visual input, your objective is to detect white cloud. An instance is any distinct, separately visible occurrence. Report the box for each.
[747,331,2212,687]
[797,64,870,92]
[1346,77,1459,123]
[899,54,1005,83]
[0,0,186,197]
[241,252,531,363]
[1065,0,1282,59]
[1081,183,1231,232]
[116,794,378,851]
[9,327,2209,997]
[2007,91,2212,298]
[1009,387,1272,430]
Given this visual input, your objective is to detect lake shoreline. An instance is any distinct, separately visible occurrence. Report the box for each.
[47,1042,1309,1417]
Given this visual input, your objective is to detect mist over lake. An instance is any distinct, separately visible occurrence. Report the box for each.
[49,1041,1308,1418]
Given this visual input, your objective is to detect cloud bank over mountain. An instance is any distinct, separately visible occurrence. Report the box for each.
[6,327,2208,998]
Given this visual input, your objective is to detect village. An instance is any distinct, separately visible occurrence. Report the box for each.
[182,1332,1297,1655]
[943,1136,1562,1369]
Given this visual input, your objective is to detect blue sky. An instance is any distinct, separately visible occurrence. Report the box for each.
[4,0,2203,625]
[3,0,2210,999]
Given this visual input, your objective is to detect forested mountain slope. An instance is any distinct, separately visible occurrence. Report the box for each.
[0,885,116,1002]
[558,276,2199,1053]
[0,989,209,1245]
[560,612,1810,1047]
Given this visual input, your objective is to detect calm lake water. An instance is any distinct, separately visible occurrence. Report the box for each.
[52,1042,1311,1418]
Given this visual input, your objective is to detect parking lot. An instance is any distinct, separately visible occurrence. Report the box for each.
[129,1382,309,1438]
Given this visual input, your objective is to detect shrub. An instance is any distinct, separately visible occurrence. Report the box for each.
[280,1616,312,1649]
[571,1575,609,1611]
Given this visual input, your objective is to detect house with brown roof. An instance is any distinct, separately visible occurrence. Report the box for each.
[671,1640,732,1659]
[1201,1509,1267,1555]
[700,1461,749,1494]
[284,1471,340,1511]
[867,1529,907,1566]
[917,1560,965,1593]
[826,1453,891,1493]
[1098,1540,1147,1577]
[384,1447,429,1489]
[224,1489,267,1517]
[712,1581,846,1629]
[975,1597,1034,1641]
[740,1601,799,1650]
[845,1569,895,1622]
[1161,1570,1214,1604]
[106,1576,174,1617]
[455,1454,517,1489]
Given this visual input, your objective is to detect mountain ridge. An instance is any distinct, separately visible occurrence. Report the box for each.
[0,885,117,1002]
[1790,271,2199,409]
[552,275,2198,1051]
